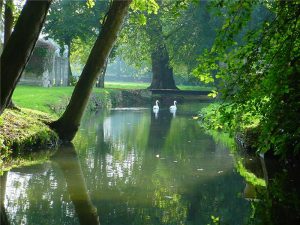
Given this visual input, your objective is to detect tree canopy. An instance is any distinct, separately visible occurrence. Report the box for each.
[193,0,300,158]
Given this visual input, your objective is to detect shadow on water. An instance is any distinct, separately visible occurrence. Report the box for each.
[51,143,100,225]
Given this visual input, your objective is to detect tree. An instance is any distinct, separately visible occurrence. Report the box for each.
[3,0,17,109]
[118,0,219,89]
[4,0,13,46]
[0,0,52,114]
[146,10,177,89]
[118,0,178,89]
[194,0,300,158]
[44,0,108,85]
[50,0,132,141]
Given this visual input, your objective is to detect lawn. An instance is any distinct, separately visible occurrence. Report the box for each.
[13,86,75,114]
[105,81,212,91]
[12,82,212,113]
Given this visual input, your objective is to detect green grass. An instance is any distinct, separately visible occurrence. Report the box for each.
[0,108,59,173]
[105,81,212,91]
[13,86,75,114]
[105,81,149,89]
[13,83,212,114]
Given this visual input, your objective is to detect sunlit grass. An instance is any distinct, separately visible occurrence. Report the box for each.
[13,83,212,114]
[105,81,149,89]
[105,81,212,91]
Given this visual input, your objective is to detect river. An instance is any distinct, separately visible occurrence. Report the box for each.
[1,102,257,225]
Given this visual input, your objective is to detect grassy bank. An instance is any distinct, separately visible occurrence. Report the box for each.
[13,86,114,114]
[13,83,209,114]
[3,82,207,172]
[199,103,261,151]
[12,85,152,115]
[0,108,59,173]
[1,84,152,172]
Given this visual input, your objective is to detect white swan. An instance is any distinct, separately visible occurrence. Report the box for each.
[153,100,159,119]
[153,100,159,110]
[170,101,177,111]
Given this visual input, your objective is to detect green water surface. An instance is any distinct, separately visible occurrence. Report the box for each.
[1,103,253,225]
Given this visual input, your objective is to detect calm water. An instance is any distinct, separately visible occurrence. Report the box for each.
[1,103,253,225]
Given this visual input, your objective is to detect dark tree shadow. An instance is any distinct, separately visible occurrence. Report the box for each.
[51,143,100,225]
[0,172,10,225]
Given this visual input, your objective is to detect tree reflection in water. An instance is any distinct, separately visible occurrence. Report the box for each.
[51,143,100,225]
[1,172,10,225]
[2,103,258,224]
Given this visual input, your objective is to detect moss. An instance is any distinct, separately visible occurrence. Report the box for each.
[0,108,58,173]
[236,161,266,187]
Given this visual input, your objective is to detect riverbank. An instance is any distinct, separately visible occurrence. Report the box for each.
[1,86,152,173]
[199,103,300,224]
[1,84,209,173]
[0,108,59,173]
[12,86,152,115]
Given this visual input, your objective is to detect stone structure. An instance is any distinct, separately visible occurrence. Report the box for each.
[19,38,69,87]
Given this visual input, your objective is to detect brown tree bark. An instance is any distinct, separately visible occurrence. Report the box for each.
[0,0,52,114]
[50,0,132,141]
[0,1,3,50]
[147,10,177,90]
[148,44,177,89]
[4,0,17,109]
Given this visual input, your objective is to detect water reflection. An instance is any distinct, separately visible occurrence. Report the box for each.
[3,103,253,225]
[51,144,100,225]
[1,172,10,225]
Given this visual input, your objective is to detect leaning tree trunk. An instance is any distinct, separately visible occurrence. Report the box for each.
[4,0,16,109]
[4,0,13,46]
[0,0,52,114]
[147,11,177,90]
[50,0,132,141]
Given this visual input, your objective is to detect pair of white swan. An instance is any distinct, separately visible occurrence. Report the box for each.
[153,100,177,111]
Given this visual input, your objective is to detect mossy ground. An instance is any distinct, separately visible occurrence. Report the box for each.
[0,108,59,173]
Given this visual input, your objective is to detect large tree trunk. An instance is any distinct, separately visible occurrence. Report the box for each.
[0,0,52,114]
[148,44,177,89]
[96,58,108,88]
[147,10,177,90]
[50,0,131,141]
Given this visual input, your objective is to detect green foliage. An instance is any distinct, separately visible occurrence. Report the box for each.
[194,0,300,158]
[118,0,220,85]
[25,40,55,76]
[44,0,108,51]
[131,0,159,14]
[208,215,220,225]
